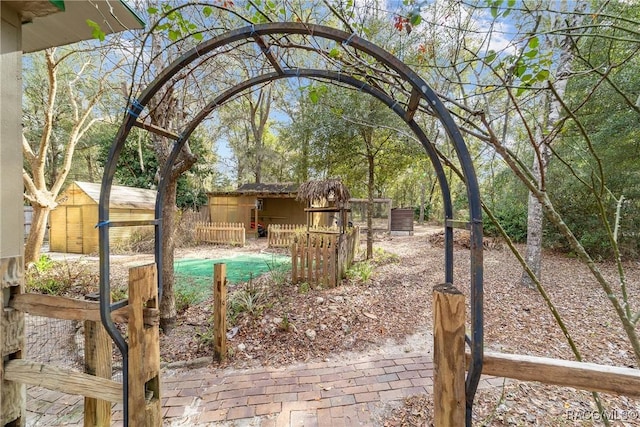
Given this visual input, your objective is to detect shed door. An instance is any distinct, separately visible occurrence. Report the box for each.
[66,206,84,253]
[49,208,67,252]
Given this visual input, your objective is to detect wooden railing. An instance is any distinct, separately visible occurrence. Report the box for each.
[267,224,305,248]
[291,227,359,288]
[195,222,245,246]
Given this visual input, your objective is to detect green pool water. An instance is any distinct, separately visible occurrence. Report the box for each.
[174,254,290,303]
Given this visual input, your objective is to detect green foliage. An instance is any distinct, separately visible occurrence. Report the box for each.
[278,313,292,332]
[298,282,310,294]
[147,3,203,42]
[306,84,328,104]
[228,279,267,323]
[483,165,529,243]
[176,178,208,210]
[175,277,204,313]
[452,192,469,218]
[545,3,640,259]
[26,257,98,296]
[482,0,553,95]
[413,204,431,221]
[96,130,209,210]
[346,260,374,283]
[31,254,55,273]
[546,184,623,259]
[372,248,400,265]
[487,0,516,18]
[264,257,290,289]
[484,204,528,243]
[281,85,415,200]
[97,130,157,188]
[111,286,128,302]
[86,19,105,41]
[27,277,69,295]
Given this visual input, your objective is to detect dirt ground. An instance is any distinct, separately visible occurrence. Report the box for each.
[47,224,640,425]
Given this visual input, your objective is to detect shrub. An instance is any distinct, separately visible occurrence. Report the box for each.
[26,256,97,297]
[278,313,292,332]
[484,204,528,243]
[264,257,290,290]
[227,279,267,323]
[31,254,55,272]
[346,260,374,283]
[175,283,202,313]
[298,282,310,294]
[372,247,399,265]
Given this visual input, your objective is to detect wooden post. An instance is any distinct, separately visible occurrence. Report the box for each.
[84,311,112,426]
[213,264,227,361]
[291,242,298,283]
[1,255,26,427]
[306,235,312,284]
[433,283,465,427]
[254,207,259,239]
[329,236,337,288]
[128,264,161,427]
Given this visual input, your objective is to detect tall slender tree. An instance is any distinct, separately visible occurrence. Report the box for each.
[22,47,123,264]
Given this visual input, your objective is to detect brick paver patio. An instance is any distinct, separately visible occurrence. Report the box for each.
[26,350,502,426]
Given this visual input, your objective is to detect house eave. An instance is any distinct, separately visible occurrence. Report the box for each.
[5,0,145,53]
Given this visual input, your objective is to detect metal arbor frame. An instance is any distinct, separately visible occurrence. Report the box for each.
[99,22,484,426]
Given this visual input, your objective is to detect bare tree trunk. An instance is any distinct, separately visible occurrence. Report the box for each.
[159,181,178,332]
[150,134,197,334]
[22,48,104,264]
[419,179,426,225]
[145,28,203,333]
[249,87,272,184]
[522,91,551,288]
[520,9,577,287]
[521,150,547,288]
[366,141,374,260]
[521,90,554,287]
[24,205,51,264]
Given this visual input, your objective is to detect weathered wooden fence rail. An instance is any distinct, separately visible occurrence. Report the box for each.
[195,221,245,246]
[465,352,640,397]
[267,224,305,248]
[433,283,640,426]
[291,227,359,288]
[2,264,161,426]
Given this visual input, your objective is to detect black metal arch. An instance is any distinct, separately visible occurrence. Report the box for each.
[100,22,483,426]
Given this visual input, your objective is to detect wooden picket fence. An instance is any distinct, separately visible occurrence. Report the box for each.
[195,222,245,246]
[291,227,359,288]
[267,224,305,248]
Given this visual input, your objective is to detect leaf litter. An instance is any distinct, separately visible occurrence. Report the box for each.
[113,225,640,426]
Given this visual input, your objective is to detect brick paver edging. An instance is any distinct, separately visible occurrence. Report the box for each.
[26,350,503,426]
[158,351,434,426]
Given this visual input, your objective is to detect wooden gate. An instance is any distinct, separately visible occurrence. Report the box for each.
[1,260,161,426]
[291,227,359,288]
